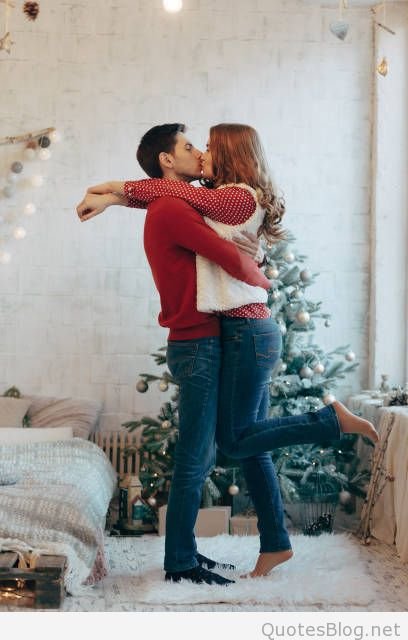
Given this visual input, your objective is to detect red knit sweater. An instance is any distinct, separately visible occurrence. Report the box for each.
[143,197,271,340]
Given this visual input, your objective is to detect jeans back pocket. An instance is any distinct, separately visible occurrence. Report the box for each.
[253,332,282,369]
[167,342,199,381]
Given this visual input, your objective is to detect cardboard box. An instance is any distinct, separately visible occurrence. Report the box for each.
[229,515,258,536]
[158,505,231,537]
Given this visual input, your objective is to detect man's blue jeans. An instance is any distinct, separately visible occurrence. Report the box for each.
[164,337,221,572]
[217,316,341,553]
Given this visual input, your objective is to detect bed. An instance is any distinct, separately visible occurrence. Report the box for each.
[0,392,117,599]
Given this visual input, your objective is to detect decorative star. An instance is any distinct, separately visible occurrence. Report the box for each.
[0,31,14,54]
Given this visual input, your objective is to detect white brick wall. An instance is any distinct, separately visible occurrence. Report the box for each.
[0,0,383,428]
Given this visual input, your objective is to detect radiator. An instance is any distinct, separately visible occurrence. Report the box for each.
[90,428,143,477]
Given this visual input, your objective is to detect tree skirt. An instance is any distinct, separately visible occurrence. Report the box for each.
[102,533,377,608]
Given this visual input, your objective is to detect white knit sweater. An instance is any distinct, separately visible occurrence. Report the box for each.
[196,183,268,312]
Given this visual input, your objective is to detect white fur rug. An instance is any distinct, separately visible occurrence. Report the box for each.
[102,533,377,608]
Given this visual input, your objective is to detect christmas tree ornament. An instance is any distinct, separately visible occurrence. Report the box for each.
[376,57,388,77]
[147,496,157,507]
[11,161,23,173]
[6,171,18,183]
[345,350,355,362]
[161,420,171,429]
[23,1,40,21]
[313,362,325,374]
[280,362,287,372]
[158,379,168,392]
[329,0,349,41]
[24,202,36,216]
[299,269,312,283]
[324,319,331,328]
[38,147,51,160]
[38,134,50,148]
[284,251,295,263]
[291,287,303,299]
[228,484,239,496]
[265,265,279,279]
[323,393,336,405]
[300,366,313,379]
[136,379,148,393]
[296,309,310,324]
[329,20,349,40]
[3,184,14,198]
[23,147,36,160]
[271,290,281,302]
[339,489,352,505]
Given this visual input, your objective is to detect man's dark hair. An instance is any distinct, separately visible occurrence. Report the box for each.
[136,123,186,178]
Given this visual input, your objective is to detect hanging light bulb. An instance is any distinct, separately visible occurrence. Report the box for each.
[163,0,183,13]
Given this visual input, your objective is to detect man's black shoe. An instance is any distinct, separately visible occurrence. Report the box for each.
[196,552,236,571]
[165,565,235,585]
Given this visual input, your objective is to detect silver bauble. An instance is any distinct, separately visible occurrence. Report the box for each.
[228,484,240,496]
[345,351,356,362]
[284,251,295,263]
[300,269,312,283]
[265,265,279,279]
[11,161,23,174]
[339,490,352,505]
[136,379,148,393]
[313,362,325,374]
[159,379,169,391]
[296,310,310,324]
[300,366,313,379]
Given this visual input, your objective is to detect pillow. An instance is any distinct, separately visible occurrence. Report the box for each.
[0,397,32,428]
[0,426,73,445]
[24,395,102,439]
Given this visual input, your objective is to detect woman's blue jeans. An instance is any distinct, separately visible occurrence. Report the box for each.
[164,319,341,571]
[216,316,341,553]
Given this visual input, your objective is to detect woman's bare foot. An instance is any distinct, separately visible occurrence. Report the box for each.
[332,401,379,444]
[240,549,293,578]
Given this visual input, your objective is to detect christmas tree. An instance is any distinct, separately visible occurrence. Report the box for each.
[124,232,370,513]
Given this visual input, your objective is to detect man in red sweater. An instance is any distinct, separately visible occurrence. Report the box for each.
[77,124,270,585]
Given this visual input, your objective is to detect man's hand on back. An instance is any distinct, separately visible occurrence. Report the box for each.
[232,230,265,264]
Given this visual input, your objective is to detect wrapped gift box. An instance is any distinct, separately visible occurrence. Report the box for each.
[158,505,231,537]
[229,515,258,536]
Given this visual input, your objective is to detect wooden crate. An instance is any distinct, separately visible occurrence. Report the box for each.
[0,552,66,609]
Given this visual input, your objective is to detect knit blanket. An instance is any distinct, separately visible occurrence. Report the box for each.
[0,438,117,595]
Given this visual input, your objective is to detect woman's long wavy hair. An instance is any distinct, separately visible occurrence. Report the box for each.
[207,123,287,245]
